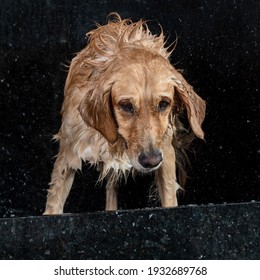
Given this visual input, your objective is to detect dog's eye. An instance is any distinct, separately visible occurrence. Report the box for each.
[158,100,170,112]
[120,102,135,113]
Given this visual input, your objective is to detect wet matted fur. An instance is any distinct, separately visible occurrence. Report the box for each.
[44,14,206,214]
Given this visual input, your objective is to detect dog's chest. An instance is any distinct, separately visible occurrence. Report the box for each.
[81,133,132,174]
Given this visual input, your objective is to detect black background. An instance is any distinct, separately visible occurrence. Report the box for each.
[0,0,259,217]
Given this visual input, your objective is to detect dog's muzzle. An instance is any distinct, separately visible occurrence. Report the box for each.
[138,149,163,169]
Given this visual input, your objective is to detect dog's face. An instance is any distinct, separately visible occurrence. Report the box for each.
[111,56,175,171]
[79,50,205,172]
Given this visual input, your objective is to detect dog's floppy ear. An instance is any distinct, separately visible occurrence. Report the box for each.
[171,68,206,139]
[78,82,118,144]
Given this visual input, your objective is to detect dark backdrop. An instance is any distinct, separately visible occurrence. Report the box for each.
[0,0,259,217]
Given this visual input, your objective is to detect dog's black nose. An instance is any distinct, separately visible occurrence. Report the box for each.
[138,150,163,169]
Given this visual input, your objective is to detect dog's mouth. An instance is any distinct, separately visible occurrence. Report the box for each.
[142,161,162,172]
[132,160,163,173]
[120,135,163,172]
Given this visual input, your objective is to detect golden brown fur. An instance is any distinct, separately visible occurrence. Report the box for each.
[43,14,206,214]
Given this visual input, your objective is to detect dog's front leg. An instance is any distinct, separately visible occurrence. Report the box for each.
[43,149,76,215]
[105,172,118,211]
[156,127,179,207]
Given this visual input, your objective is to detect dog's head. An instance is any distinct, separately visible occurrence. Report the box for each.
[79,48,206,172]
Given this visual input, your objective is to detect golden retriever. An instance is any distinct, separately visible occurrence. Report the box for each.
[43,14,206,215]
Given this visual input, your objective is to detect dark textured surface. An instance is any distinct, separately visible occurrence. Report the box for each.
[0,202,259,260]
[0,0,259,218]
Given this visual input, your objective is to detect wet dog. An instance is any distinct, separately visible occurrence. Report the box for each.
[44,14,206,214]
